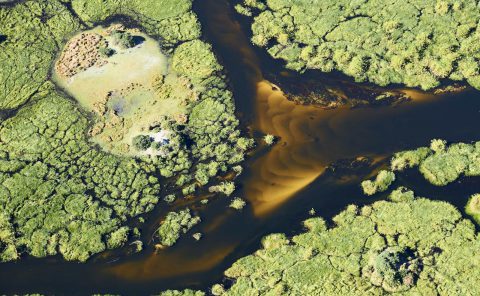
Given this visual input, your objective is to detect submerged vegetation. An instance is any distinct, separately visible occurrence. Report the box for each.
[236,0,480,90]
[0,0,252,262]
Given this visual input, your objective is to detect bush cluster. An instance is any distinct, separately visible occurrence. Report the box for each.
[361,170,396,196]
[391,140,480,186]
[156,209,200,247]
[0,0,253,262]
[219,196,480,295]
[465,194,480,224]
[0,93,161,261]
[236,0,480,90]
[0,1,81,109]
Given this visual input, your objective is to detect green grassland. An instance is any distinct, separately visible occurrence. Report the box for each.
[236,0,480,90]
[0,0,252,262]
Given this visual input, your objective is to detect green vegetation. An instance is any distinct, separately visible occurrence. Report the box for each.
[388,187,415,203]
[263,134,276,146]
[361,170,395,196]
[391,140,480,186]
[156,209,201,247]
[0,1,81,109]
[132,135,153,151]
[364,247,421,292]
[218,195,480,295]
[236,0,480,90]
[0,90,161,262]
[164,194,176,204]
[110,30,134,48]
[391,147,431,171]
[465,194,480,224]
[229,197,247,210]
[209,181,236,196]
[0,0,253,262]
[98,46,115,57]
[211,284,225,296]
[71,0,201,48]
[157,290,204,296]
[192,232,202,241]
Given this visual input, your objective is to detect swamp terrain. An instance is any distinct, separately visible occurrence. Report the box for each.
[0,0,480,295]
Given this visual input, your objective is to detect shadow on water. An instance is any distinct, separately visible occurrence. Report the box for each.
[1,0,480,295]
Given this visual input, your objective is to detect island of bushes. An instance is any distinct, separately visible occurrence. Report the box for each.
[235,0,480,90]
[157,188,480,295]
[0,0,252,262]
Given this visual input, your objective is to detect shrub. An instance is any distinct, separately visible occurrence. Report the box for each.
[229,197,246,210]
[361,180,377,196]
[465,194,480,224]
[209,181,236,196]
[221,198,480,294]
[106,226,129,249]
[430,139,447,153]
[361,170,395,196]
[391,147,431,171]
[389,187,415,203]
[364,247,421,292]
[111,30,134,48]
[237,0,480,91]
[164,194,176,203]
[210,284,225,296]
[98,46,114,57]
[156,209,200,247]
[132,135,153,151]
[263,134,276,146]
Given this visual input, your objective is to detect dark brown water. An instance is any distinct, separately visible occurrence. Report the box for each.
[1,0,480,295]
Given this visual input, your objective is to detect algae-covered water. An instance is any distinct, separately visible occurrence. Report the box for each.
[1,0,480,294]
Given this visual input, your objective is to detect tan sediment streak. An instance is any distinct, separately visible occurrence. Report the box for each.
[247,81,327,217]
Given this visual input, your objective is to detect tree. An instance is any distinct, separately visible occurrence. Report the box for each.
[361,170,395,196]
[132,135,152,151]
[263,134,276,146]
[111,30,134,48]
[98,46,114,57]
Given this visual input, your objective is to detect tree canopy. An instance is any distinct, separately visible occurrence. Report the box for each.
[391,139,480,186]
[236,0,480,90]
[222,196,480,295]
[0,0,252,262]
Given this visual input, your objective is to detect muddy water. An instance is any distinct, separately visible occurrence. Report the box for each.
[1,0,480,295]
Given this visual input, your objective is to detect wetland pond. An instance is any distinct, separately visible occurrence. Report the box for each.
[1,0,480,295]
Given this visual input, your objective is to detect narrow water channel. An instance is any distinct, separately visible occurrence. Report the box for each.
[1,0,480,295]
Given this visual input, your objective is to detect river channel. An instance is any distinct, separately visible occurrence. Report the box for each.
[1,0,480,294]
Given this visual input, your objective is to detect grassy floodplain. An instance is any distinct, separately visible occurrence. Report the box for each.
[236,0,480,90]
[0,0,252,262]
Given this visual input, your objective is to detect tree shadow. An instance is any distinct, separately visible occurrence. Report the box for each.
[132,35,145,46]
[0,35,7,44]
